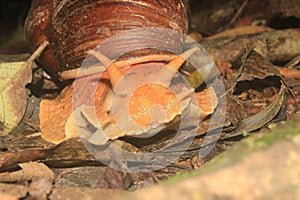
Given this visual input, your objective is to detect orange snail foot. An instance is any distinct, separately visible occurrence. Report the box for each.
[40,48,211,144]
[196,87,218,120]
[77,49,197,143]
[39,73,110,144]
[40,85,74,144]
[73,83,194,145]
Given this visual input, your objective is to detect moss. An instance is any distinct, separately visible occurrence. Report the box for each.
[165,112,300,184]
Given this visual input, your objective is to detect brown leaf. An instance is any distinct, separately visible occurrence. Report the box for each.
[0,138,97,172]
[0,162,54,183]
[29,178,53,199]
[223,84,288,139]
[268,0,300,18]
[97,168,133,189]
[200,29,300,64]
[222,50,293,138]
[0,192,18,200]
[0,183,27,199]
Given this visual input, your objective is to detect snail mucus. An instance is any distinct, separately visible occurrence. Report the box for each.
[25,0,218,144]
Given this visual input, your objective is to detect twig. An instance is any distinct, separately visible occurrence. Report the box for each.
[27,41,49,64]
[25,132,42,138]
[22,118,41,132]
[277,67,300,79]
[284,54,300,69]
[229,0,249,26]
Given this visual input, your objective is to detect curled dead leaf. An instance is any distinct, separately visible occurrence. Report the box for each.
[0,162,54,183]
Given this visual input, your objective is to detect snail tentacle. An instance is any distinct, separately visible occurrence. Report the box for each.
[161,47,200,85]
[89,50,123,88]
[59,54,178,80]
[166,47,200,71]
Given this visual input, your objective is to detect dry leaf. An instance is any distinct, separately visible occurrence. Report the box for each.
[223,84,288,139]
[0,61,32,134]
[29,178,53,199]
[0,192,18,200]
[0,41,48,134]
[221,50,293,139]
[0,138,95,172]
[0,162,54,183]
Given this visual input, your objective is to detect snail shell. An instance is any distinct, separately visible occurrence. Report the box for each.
[25,0,188,77]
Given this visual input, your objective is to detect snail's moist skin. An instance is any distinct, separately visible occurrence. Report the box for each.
[26,0,200,144]
[25,0,188,77]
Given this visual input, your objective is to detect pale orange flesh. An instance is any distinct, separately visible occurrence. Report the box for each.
[40,63,184,143]
[128,84,181,127]
[196,87,218,119]
[40,85,73,143]
[39,48,218,144]
[40,73,111,143]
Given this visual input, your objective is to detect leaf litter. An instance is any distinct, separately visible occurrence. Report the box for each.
[0,19,299,200]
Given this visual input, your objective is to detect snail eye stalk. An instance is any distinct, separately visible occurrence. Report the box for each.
[89,50,124,89]
[166,47,199,71]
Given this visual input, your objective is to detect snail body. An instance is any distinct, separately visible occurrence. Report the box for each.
[25,0,217,144]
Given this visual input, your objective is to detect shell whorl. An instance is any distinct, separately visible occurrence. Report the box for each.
[25,0,188,77]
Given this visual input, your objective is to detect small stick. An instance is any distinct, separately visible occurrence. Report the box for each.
[276,67,300,79]
[229,0,249,26]
[25,132,42,138]
[284,54,300,69]
[27,41,49,64]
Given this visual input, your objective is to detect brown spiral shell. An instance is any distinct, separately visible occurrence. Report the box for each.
[25,0,188,77]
